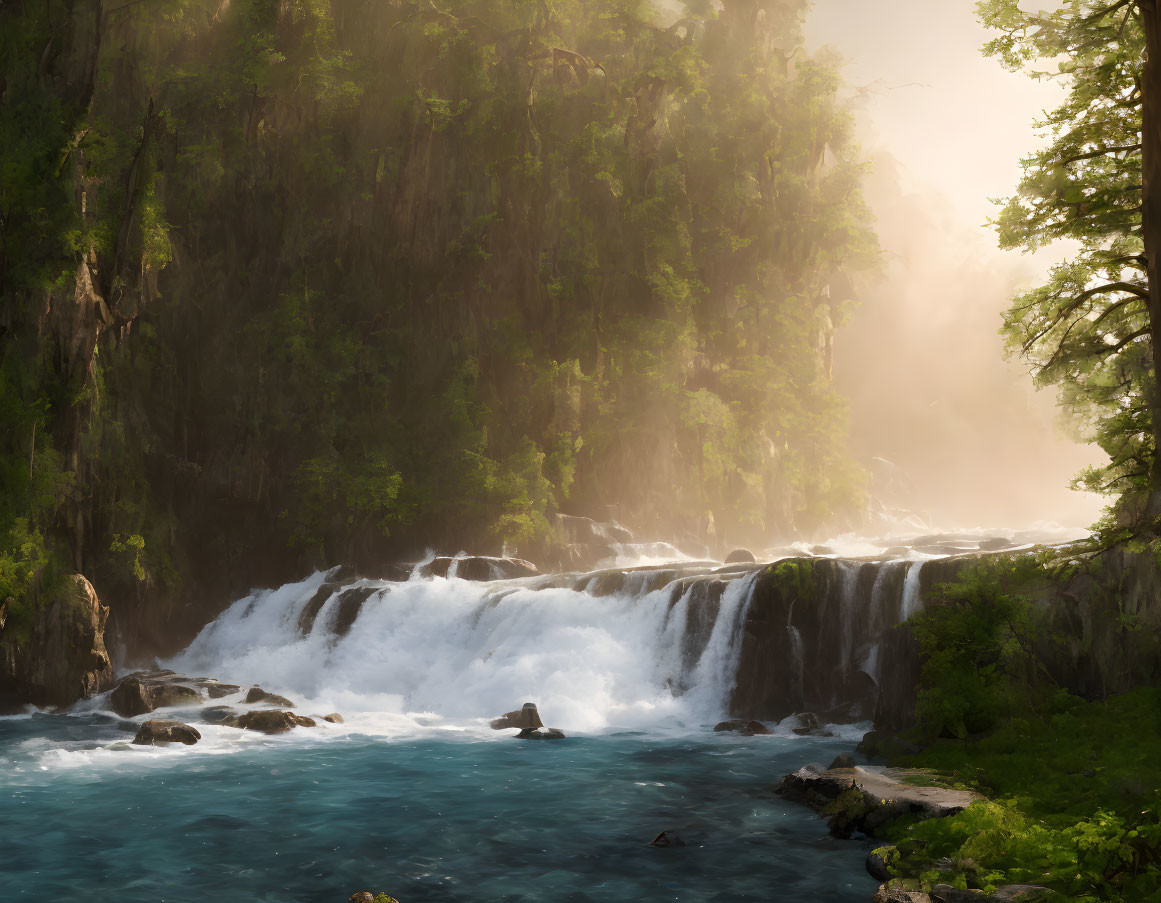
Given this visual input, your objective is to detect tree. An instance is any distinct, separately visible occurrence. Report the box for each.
[982,0,1161,515]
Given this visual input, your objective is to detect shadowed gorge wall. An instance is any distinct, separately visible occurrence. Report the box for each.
[0,0,876,657]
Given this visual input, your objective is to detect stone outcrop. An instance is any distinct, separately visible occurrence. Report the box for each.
[108,670,239,717]
[490,702,544,730]
[245,686,296,707]
[420,556,540,581]
[0,574,114,709]
[776,764,980,838]
[223,710,317,734]
[132,719,202,745]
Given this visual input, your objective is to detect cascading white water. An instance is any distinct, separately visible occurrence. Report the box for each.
[167,568,759,735]
[899,561,925,622]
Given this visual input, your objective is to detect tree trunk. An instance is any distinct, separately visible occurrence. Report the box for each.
[1139,0,1161,513]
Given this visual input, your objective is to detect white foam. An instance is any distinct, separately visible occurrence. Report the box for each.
[165,567,757,736]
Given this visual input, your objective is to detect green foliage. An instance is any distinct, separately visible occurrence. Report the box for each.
[980,0,1153,499]
[911,561,1051,739]
[885,688,1161,900]
[0,0,878,605]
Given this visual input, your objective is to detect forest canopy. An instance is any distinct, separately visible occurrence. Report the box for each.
[0,0,876,630]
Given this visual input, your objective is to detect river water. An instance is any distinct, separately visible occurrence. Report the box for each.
[0,564,888,901]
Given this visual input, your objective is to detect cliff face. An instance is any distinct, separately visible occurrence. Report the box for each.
[0,575,114,710]
[729,557,974,727]
[729,543,1161,732]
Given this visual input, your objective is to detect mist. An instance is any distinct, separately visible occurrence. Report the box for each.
[808,0,1107,531]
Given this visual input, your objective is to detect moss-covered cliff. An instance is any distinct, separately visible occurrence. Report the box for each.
[0,0,875,669]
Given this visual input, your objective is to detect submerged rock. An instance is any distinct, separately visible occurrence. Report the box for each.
[245,686,296,707]
[713,719,771,736]
[225,710,317,734]
[490,702,544,730]
[132,719,202,746]
[647,830,686,847]
[516,727,565,740]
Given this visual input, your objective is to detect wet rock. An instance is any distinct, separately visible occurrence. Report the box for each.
[810,545,835,556]
[200,706,238,724]
[931,887,985,903]
[713,719,771,736]
[491,702,544,730]
[725,548,756,564]
[874,886,931,903]
[297,583,338,635]
[203,681,240,699]
[421,556,539,581]
[989,887,1051,902]
[978,538,1015,552]
[110,672,202,717]
[788,711,824,735]
[332,586,377,636]
[245,686,296,707]
[0,574,114,709]
[866,847,896,882]
[132,719,202,746]
[226,710,317,734]
[647,830,686,847]
[349,894,376,903]
[516,727,565,740]
[829,752,858,770]
[322,713,344,723]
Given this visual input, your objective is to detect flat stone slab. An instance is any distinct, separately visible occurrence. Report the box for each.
[777,763,981,836]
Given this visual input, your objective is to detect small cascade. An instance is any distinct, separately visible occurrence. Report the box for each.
[899,561,925,622]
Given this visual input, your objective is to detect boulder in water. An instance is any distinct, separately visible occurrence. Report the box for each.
[349,894,376,903]
[132,719,202,746]
[788,711,826,735]
[322,713,344,723]
[516,727,565,740]
[225,710,317,734]
[244,686,296,707]
[110,672,202,717]
[829,752,858,770]
[200,705,238,724]
[490,702,544,730]
[647,831,686,847]
[713,719,771,736]
[724,548,756,564]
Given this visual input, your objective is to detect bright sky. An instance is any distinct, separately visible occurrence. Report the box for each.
[806,0,1108,528]
[806,0,1068,235]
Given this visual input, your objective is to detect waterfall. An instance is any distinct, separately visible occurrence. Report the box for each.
[899,561,925,622]
[168,567,758,734]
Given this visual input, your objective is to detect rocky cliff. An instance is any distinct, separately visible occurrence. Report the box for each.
[0,574,114,710]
